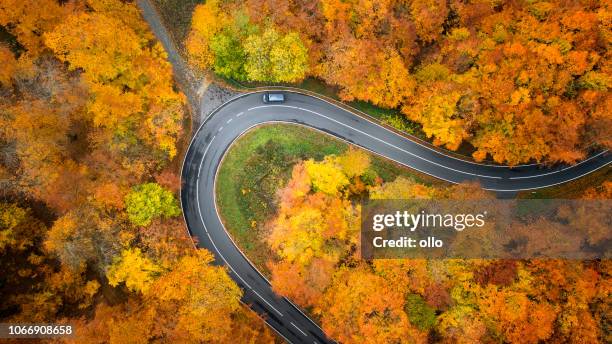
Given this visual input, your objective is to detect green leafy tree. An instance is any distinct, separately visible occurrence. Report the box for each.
[404,293,437,331]
[207,11,256,81]
[243,27,309,82]
[270,32,309,82]
[210,31,247,80]
[243,27,278,81]
[124,183,181,226]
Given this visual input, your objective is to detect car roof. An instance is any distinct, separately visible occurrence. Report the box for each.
[267,93,284,100]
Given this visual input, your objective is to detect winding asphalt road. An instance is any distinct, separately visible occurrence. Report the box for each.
[181,91,611,344]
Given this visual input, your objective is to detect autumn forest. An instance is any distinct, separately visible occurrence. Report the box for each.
[0,0,611,343]
[1,0,273,342]
[187,0,611,165]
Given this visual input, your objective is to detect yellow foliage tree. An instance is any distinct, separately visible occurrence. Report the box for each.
[0,0,71,55]
[268,202,326,265]
[403,91,470,151]
[369,176,435,199]
[304,157,349,195]
[44,12,143,84]
[185,0,228,69]
[44,3,184,159]
[337,147,371,178]
[150,250,242,342]
[319,39,415,108]
[106,248,161,293]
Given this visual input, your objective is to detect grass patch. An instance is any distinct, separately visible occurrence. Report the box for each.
[216,124,346,273]
[347,100,398,119]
